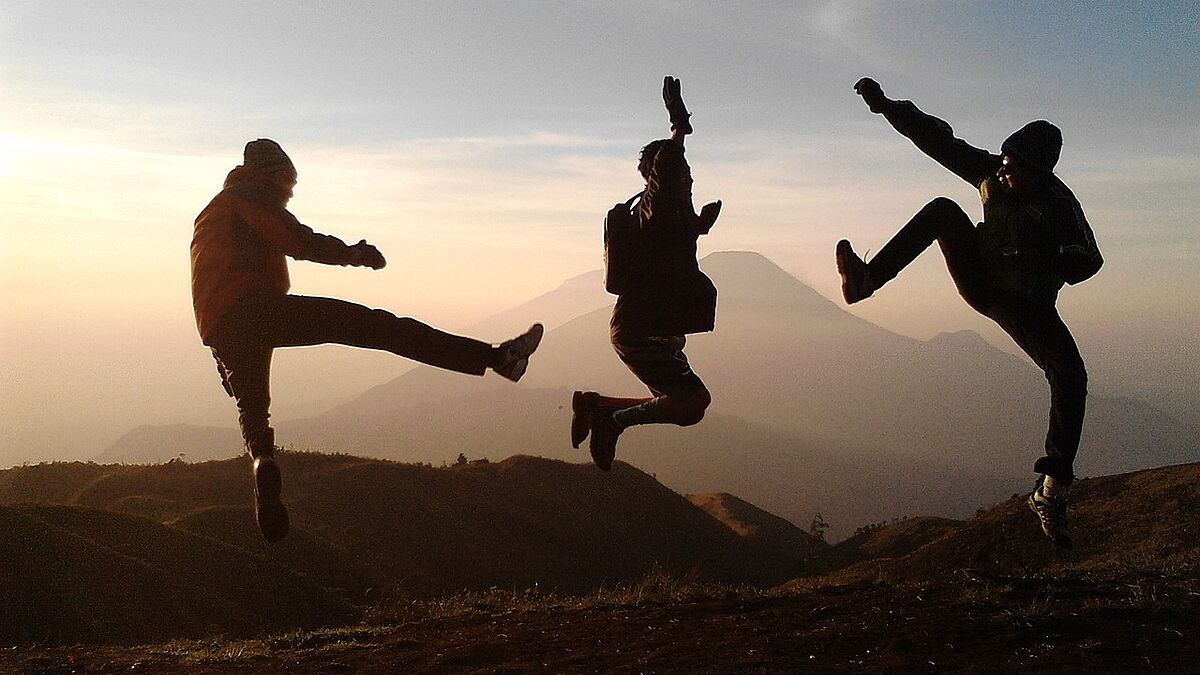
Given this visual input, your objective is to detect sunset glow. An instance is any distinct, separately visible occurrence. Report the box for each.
[1,1,1197,464]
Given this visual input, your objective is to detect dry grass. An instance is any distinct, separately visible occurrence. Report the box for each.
[365,564,767,624]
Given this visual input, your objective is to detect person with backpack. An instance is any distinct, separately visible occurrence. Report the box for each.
[570,76,723,471]
[191,138,543,542]
[835,78,1103,548]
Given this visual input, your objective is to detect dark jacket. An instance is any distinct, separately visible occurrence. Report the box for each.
[879,99,1102,300]
[190,166,360,344]
[611,142,716,339]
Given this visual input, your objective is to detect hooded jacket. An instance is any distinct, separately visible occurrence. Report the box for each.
[878,99,1102,299]
[190,165,360,344]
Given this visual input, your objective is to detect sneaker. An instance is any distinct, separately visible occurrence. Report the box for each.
[835,239,873,304]
[253,455,290,542]
[571,391,599,449]
[588,407,622,471]
[1027,477,1071,549]
[493,323,544,382]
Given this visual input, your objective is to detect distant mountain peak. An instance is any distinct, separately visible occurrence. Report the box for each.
[926,330,996,350]
[699,250,849,318]
[701,250,790,277]
[930,329,986,342]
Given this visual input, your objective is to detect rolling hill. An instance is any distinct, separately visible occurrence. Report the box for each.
[0,452,819,646]
[2,460,1195,669]
[0,503,356,645]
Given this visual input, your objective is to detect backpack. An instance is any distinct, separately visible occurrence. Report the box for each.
[1049,183,1103,285]
[603,191,644,295]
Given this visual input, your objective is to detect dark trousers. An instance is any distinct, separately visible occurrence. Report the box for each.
[868,198,1087,484]
[208,294,495,457]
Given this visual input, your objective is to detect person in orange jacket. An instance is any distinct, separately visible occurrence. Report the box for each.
[191,139,542,541]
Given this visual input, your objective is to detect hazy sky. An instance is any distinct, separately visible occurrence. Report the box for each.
[2,1,1197,465]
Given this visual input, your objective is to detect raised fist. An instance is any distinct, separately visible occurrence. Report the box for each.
[854,77,888,114]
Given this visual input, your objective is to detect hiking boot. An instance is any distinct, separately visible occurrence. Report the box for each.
[588,407,622,471]
[571,391,599,449]
[493,323,544,382]
[1027,477,1071,549]
[835,239,873,304]
[253,455,290,542]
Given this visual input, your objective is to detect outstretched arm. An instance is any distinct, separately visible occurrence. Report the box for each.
[288,221,386,269]
[235,197,387,269]
[285,218,387,269]
[855,77,999,187]
[661,76,721,234]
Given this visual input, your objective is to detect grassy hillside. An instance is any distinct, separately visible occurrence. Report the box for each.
[0,452,810,646]
[788,461,1200,587]
[4,456,1196,662]
[5,457,1198,672]
[0,504,355,645]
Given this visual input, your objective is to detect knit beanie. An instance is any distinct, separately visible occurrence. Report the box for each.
[1001,120,1062,174]
[243,138,295,173]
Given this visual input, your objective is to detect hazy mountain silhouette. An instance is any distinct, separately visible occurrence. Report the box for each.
[109,252,1197,536]
[289,251,1194,472]
[94,423,242,464]
[468,268,610,337]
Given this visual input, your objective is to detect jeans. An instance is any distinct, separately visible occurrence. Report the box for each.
[868,197,1088,483]
[208,294,495,457]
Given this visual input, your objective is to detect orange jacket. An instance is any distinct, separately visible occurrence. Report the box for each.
[190,166,359,344]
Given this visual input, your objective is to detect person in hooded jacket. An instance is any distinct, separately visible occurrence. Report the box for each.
[191,139,542,542]
[570,77,722,472]
[835,78,1103,549]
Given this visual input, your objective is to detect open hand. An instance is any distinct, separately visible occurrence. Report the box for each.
[854,77,888,113]
[663,76,683,109]
[663,75,693,134]
[352,239,387,270]
[699,200,722,233]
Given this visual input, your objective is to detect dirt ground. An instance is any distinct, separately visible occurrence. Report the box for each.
[6,576,1197,674]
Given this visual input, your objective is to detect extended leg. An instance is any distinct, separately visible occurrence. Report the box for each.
[243,295,498,375]
[838,197,990,309]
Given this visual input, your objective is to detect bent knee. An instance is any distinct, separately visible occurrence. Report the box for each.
[675,389,711,427]
[926,196,969,221]
[676,408,706,427]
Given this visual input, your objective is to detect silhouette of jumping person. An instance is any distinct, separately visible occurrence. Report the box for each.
[191,139,543,541]
[836,78,1102,548]
[571,77,722,471]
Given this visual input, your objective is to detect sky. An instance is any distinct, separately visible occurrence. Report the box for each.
[1,1,1198,466]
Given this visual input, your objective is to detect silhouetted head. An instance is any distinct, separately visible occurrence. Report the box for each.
[998,120,1061,191]
[638,139,693,195]
[243,138,298,198]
